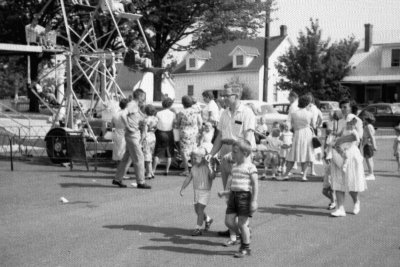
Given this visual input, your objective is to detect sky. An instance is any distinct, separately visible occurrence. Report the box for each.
[269,0,400,43]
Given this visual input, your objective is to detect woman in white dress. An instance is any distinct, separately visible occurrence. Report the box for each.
[111,99,128,161]
[330,100,366,217]
[281,94,315,181]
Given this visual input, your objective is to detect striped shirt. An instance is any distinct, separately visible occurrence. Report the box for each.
[230,162,258,192]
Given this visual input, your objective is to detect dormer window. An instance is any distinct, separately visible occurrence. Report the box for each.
[236,55,244,66]
[185,50,211,71]
[189,58,196,68]
[391,49,400,67]
[229,45,260,68]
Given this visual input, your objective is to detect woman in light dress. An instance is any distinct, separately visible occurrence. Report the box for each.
[281,94,315,181]
[330,100,366,217]
[111,99,129,162]
[176,95,203,176]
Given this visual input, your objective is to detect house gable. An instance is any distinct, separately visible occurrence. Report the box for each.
[184,50,211,71]
[229,45,260,68]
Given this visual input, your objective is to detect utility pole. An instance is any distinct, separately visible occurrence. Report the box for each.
[262,8,270,102]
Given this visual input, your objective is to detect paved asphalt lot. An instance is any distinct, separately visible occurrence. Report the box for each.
[1,139,400,267]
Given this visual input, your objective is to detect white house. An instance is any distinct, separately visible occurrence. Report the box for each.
[172,25,293,103]
[342,24,400,103]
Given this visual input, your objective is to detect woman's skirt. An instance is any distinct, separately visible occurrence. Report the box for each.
[331,145,367,192]
[154,129,174,158]
[286,127,315,163]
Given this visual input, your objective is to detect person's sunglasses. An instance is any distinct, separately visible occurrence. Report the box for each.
[220,94,235,98]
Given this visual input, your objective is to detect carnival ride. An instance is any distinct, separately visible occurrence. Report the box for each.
[0,0,155,163]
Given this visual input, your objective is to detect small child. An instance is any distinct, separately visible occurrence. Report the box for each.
[255,116,269,144]
[361,111,377,180]
[322,114,337,210]
[218,139,258,258]
[199,122,215,154]
[394,125,400,173]
[333,117,358,171]
[260,128,282,180]
[180,147,215,236]
[279,122,293,174]
[143,105,158,179]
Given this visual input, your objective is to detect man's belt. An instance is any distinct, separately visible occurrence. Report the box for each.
[221,139,235,145]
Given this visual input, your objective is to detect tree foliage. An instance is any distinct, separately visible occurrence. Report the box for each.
[275,19,359,101]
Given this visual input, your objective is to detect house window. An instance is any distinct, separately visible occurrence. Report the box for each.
[236,55,244,66]
[189,58,196,68]
[391,49,400,67]
[188,85,194,96]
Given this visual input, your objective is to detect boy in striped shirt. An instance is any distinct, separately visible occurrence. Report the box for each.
[218,139,258,258]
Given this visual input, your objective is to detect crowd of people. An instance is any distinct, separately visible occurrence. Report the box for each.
[107,85,399,258]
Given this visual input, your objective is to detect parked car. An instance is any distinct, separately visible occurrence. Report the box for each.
[360,103,400,128]
[272,102,290,114]
[241,100,288,129]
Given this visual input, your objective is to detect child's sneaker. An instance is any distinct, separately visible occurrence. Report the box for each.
[204,218,213,231]
[191,229,202,236]
[222,239,241,247]
[234,248,251,258]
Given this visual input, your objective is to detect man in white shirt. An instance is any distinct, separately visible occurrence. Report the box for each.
[207,85,256,237]
[202,91,220,124]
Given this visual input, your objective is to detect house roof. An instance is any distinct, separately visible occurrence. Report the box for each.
[342,45,400,83]
[228,45,260,56]
[190,50,211,60]
[173,36,287,74]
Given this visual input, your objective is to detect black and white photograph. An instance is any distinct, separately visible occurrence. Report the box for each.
[1,0,400,266]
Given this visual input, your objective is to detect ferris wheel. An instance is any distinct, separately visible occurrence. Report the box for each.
[34,0,152,163]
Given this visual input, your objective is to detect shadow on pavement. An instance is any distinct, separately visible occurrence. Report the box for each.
[139,245,235,256]
[258,205,328,217]
[104,224,203,237]
[150,236,222,247]
[60,174,111,180]
[59,183,116,188]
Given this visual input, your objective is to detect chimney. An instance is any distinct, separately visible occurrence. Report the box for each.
[364,24,373,52]
[280,25,287,37]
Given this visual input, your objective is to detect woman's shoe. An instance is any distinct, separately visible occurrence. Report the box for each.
[327,202,336,210]
[330,208,346,217]
[353,201,360,215]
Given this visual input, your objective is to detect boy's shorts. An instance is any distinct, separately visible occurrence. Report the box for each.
[194,189,211,205]
[264,151,280,166]
[279,148,289,158]
[226,191,252,217]
[363,144,374,158]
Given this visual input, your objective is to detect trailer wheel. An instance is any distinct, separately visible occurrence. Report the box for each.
[45,128,68,164]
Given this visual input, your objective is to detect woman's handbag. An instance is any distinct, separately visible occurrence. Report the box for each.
[310,127,322,148]
[312,137,322,148]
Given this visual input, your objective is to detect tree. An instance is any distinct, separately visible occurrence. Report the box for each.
[275,19,359,101]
